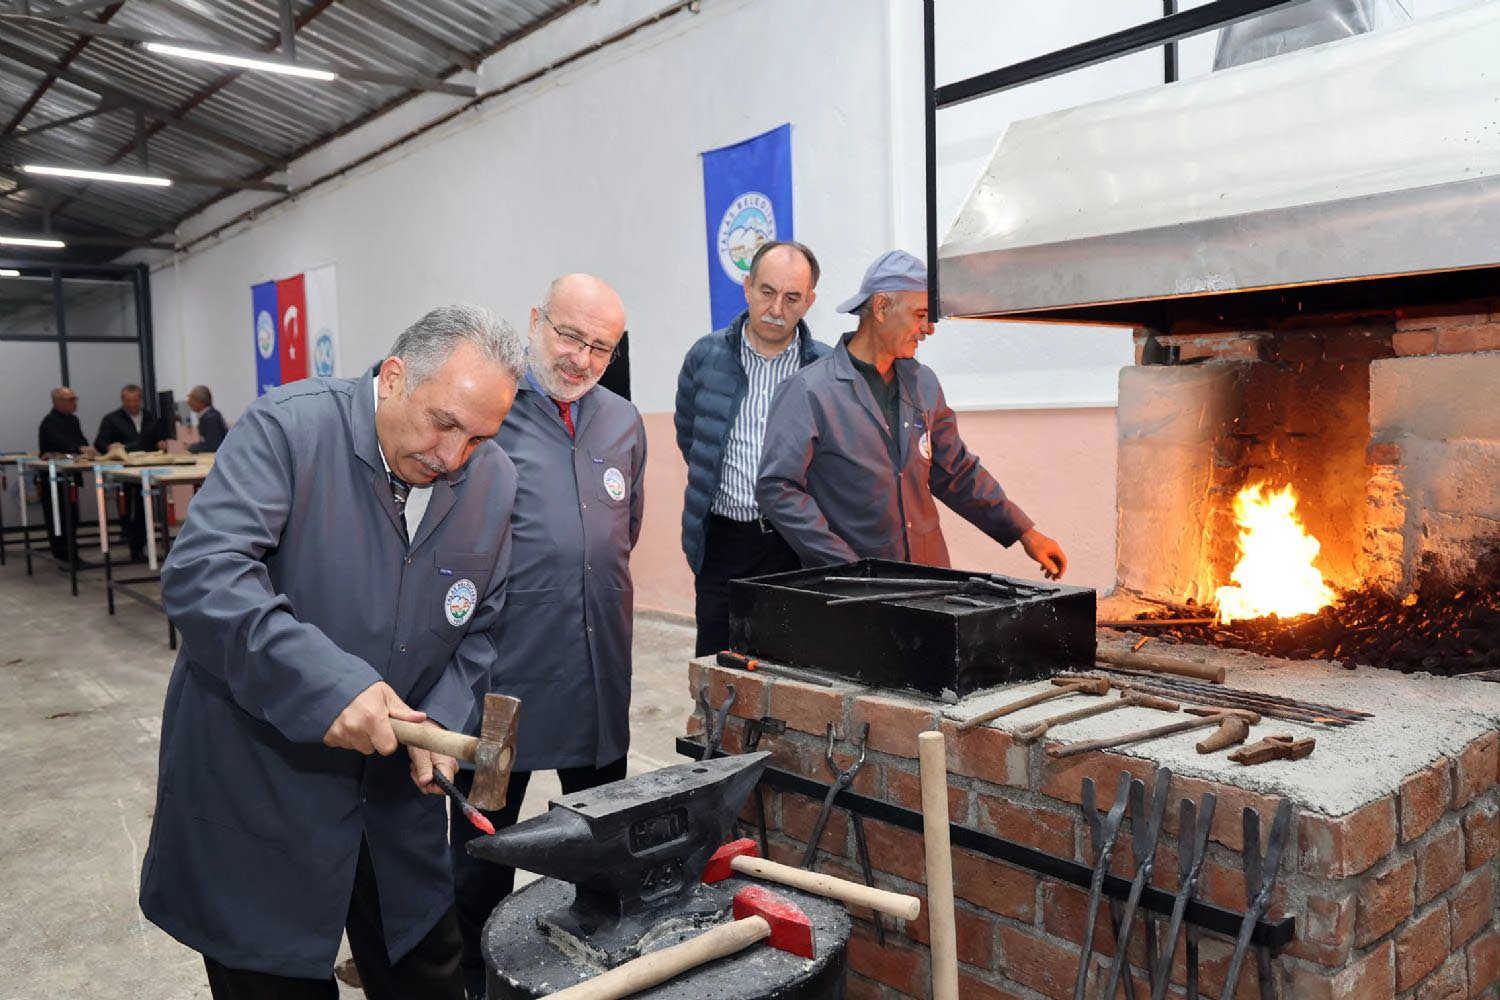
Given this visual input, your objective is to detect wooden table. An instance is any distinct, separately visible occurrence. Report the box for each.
[18,457,112,593]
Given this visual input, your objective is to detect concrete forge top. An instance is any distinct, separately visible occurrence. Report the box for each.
[943,634,1500,818]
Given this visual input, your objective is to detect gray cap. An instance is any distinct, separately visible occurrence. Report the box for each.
[835,249,928,314]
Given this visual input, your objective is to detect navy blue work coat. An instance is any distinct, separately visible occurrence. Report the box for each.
[756,335,1034,567]
[490,376,645,770]
[139,371,516,978]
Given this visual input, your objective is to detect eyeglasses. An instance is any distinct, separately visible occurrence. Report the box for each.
[541,310,619,363]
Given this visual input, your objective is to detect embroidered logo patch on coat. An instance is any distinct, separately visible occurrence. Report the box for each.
[602,467,627,502]
[444,579,477,627]
[918,431,932,462]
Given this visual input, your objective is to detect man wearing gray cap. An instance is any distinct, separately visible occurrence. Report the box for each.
[756,249,1067,577]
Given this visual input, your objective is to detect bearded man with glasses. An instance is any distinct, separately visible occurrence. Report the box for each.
[448,273,645,1000]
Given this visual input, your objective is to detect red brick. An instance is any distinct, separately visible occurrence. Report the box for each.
[1322,328,1396,360]
[997,925,1084,998]
[1452,869,1497,948]
[768,679,849,738]
[1438,324,1500,354]
[861,819,927,885]
[1398,903,1453,992]
[1037,751,1156,808]
[1469,929,1500,995]
[1286,939,1395,1000]
[1393,330,1438,356]
[905,901,996,969]
[1356,855,1417,948]
[847,922,928,995]
[702,663,771,720]
[939,719,1026,789]
[850,693,938,758]
[829,747,883,798]
[1166,775,1287,853]
[1199,859,1251,912]
[841,974,884,1000]
[780,793,849,860]
[1395,303,1493,328]
[1418,825,1467,905]
[1300,796,1398,878]
[1265,334,1325,363]
[1286,889,1356,966]
[1464,800,1499,871]
[955,971,1026,1000]
[1367,440,1404,466]
[1456,732,1499,809]
[976,795,1076,858]
[886,765,968,821]
[1414,954,1469,1000]
[1040,881,1117,952]
[1177,336,1264,362]
[951,849,1036,921]
[1402,759,1454,843]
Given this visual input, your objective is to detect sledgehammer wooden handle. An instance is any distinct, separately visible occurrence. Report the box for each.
[731,856,921,919]
[387,719,478,762]
[550,917,769,1000]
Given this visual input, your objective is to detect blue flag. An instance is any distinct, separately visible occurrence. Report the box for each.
[701,124,793,329]
[251,280,281,396]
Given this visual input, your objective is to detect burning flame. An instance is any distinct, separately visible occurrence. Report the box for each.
[1214,483,1336,624]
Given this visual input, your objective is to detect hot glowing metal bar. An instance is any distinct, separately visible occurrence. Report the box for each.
[23,163,172,187]
[143,42,338,81]
[0,235,66,248]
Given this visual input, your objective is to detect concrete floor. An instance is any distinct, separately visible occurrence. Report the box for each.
[0,546,697,999]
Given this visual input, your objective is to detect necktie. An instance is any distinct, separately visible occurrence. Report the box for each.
[388,472,411,541]
[554,399,575,437]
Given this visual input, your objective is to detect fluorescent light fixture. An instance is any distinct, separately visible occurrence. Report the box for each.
[0,235,66,248]
[23,164,172,187]
[0,269,20,277]
[144,42,338,81]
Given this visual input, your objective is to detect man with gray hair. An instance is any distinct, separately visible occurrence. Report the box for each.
[449,274,645,1000]
[140,304,526,999]
[758,251,1068,578]
[185,384,228,453]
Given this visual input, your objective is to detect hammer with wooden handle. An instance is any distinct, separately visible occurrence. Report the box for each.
[703,838,921,919]
[547,885,814,1000]
[957,675,1112,733]
[1047,708,1260,759]
[1013,692,1181,743]
[387,692,519,810]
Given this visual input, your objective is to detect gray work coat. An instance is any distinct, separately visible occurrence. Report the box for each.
[139,371,516,978]
[756,335,1035,567]
[491,375,645,770]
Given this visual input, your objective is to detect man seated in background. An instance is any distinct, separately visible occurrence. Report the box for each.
[36,387,96,564]
[94,383,167,562]
[186,385,228,453]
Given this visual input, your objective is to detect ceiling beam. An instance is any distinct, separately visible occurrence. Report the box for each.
[339,0,480,72]
[0,104,114,149]
[0,2,120,140]
[0,38,286,167]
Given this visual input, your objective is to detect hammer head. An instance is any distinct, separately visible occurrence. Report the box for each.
[468,693,520,811]
[1051,675,1111,695]
[703,837,758,884]
[1192,709,1260,753]
[733,885,815,959]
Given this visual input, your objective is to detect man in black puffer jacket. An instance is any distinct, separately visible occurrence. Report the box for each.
[674,240,830,656]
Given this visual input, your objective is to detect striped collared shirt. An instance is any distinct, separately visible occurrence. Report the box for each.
[710,330,803,520]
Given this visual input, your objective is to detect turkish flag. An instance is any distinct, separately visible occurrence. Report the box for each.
[277,274,309,383]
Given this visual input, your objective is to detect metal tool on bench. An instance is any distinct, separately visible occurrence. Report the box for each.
[957,675,1112,733]
[800,722,886,944]
[1229,734,1317,766]
[1101,770,1173,1000]
[1012,690,1180,743]
[1153,793,1217,1000]
[388,692,519,810]
[716,650,835,687]
[546,884,815,1000]
[1220,800,1293,1000]
[694,682,735,760]
[1049,708,1260,759]
[703,838,921,919]
[1075,771,1134,1000]
[1106,674,1371,727]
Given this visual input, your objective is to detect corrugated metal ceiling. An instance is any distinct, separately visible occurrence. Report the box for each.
[0,0,585,264]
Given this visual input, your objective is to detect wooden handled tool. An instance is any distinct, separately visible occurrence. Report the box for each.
[387,692,519,811]
[1229,734,1316,765]
[547,885,813,1000]
[1095,646,1226,684]
[1013,692,1181,743]
[957,675,1111,733]
[703,838,921,919]
[1048,708,1260,759]
[919,730,959,1000]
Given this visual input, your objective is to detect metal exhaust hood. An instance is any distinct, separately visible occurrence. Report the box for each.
[938,1,1500,330]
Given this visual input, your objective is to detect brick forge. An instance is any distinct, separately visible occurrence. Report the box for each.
[1119,305,1500,605]
[685,659,1500,1000]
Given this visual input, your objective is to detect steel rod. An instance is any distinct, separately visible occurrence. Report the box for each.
[1100,672,1372,721]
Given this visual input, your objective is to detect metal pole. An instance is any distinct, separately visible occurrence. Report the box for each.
[923,0,938,319]
[1164,1,1180,83]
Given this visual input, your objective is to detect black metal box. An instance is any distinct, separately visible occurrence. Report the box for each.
[727,558,1096,699]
